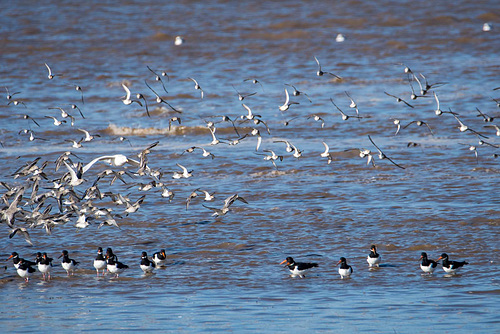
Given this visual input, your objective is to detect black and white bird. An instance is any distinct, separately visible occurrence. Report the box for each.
[419,252,438,275]
[337,257,353,279]
[366,245,381,268]
[106,249,128,278]
[93,247,107,276]
[140,251,156,274]
[280,256,318,278]
[436,253,469,275]
[152,249,167,267]
[59,250,79,276]
[16,258,36,282]
[36,252,53,281]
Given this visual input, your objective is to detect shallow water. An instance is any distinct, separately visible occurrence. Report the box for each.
[1,0,500,333]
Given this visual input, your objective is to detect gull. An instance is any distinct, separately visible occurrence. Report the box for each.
[452,114,488,138]
[185,190,198,210]
[24,130,47,142]
[274,140,295,153]
[330,98,361,121]
[74,85,84,104]
[197,189,215,201]
[345,91,360,119]
[160,186,175,202]
[257,150,283,169]
[70,104,85,118]
[1,186,25,227]
[384,92,414,108]
[45,115,67,126]
[63,161,84,186]
[44,63,58,79]
[408,75,431,100]
[175,36,184,45]
[419,73,447,95]
[290,143,303,159]
[314,56,342,79]
[385,118,400,136]
[144,80,181,113]
[49,107,75,125]
[147,65,169,93]
[172,163,192,179]
[82,154,140,174]
[213,115,240,136]
[203,194,248,217]
[243,78,264,92]
[21,114,40,127]
[307,114,325,128]
[5,87,20,100]
[169,116,181,131]
[484,124,500,136]
[9,227,33,246]
[124,195,146,214]
[78,128,100,142]
[279,88,299,112]
[475,107,494,122]
[188,77,204,99]
[209,126,223,145]
[359,148,375,167]
[65,138,83,149]
[8,100,27,108]
[459,143,478,164]
[232,84,256,101]
[241,103,261,120]
[251,128,262,151]
[478,139,500,148]
[368,135,405,169]
[402,120,434,136]
[136,93,150,117]
[121,83,142,106]
[320,142,333,164]
[285,84,312,102]
[253,117,271,135]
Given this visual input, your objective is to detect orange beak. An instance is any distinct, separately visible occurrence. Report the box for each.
[280,259,288,265]
[436,256,443,262]
[6,255,14,261]
[336,260,342,265]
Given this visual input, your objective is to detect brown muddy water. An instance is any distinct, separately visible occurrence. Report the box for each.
[1,1,499,332]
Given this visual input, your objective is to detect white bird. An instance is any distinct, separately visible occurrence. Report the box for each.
[241,103,261,120]
[78,128,100,142]
[314,56,342,79]
[279,88,299,112]
[44,63,57,79]
[122,83,142,106]
[45,115,66,126]
[172,163,192,179]
[63,161,84,186]
[320,142,333,164]
[188,77,204,99]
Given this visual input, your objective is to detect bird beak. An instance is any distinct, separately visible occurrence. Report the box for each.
[58,253,63,258]
[417,256,423,262]
[279,259,288,265]
[6,255,14,261]
[436,256,443,262]
[336,260,342,265]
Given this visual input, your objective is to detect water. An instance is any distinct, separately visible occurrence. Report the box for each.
[1,1,500,332]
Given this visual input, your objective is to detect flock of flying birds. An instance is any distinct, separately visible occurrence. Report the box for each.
[1,58,499,250]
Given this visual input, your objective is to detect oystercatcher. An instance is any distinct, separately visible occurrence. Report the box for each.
[436,253,469,275]
[106,253,128,278]
[59,250,79,276]
[7,252,35,269]
[366,245,381,268]
[337,257,353,279]
[419,252,438,275]
[93,247,107,276]
[140,251,156,274]
[280,256,318,278]
[17,258,36,282]
[152,249,167,267]
[37,252,53,281]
